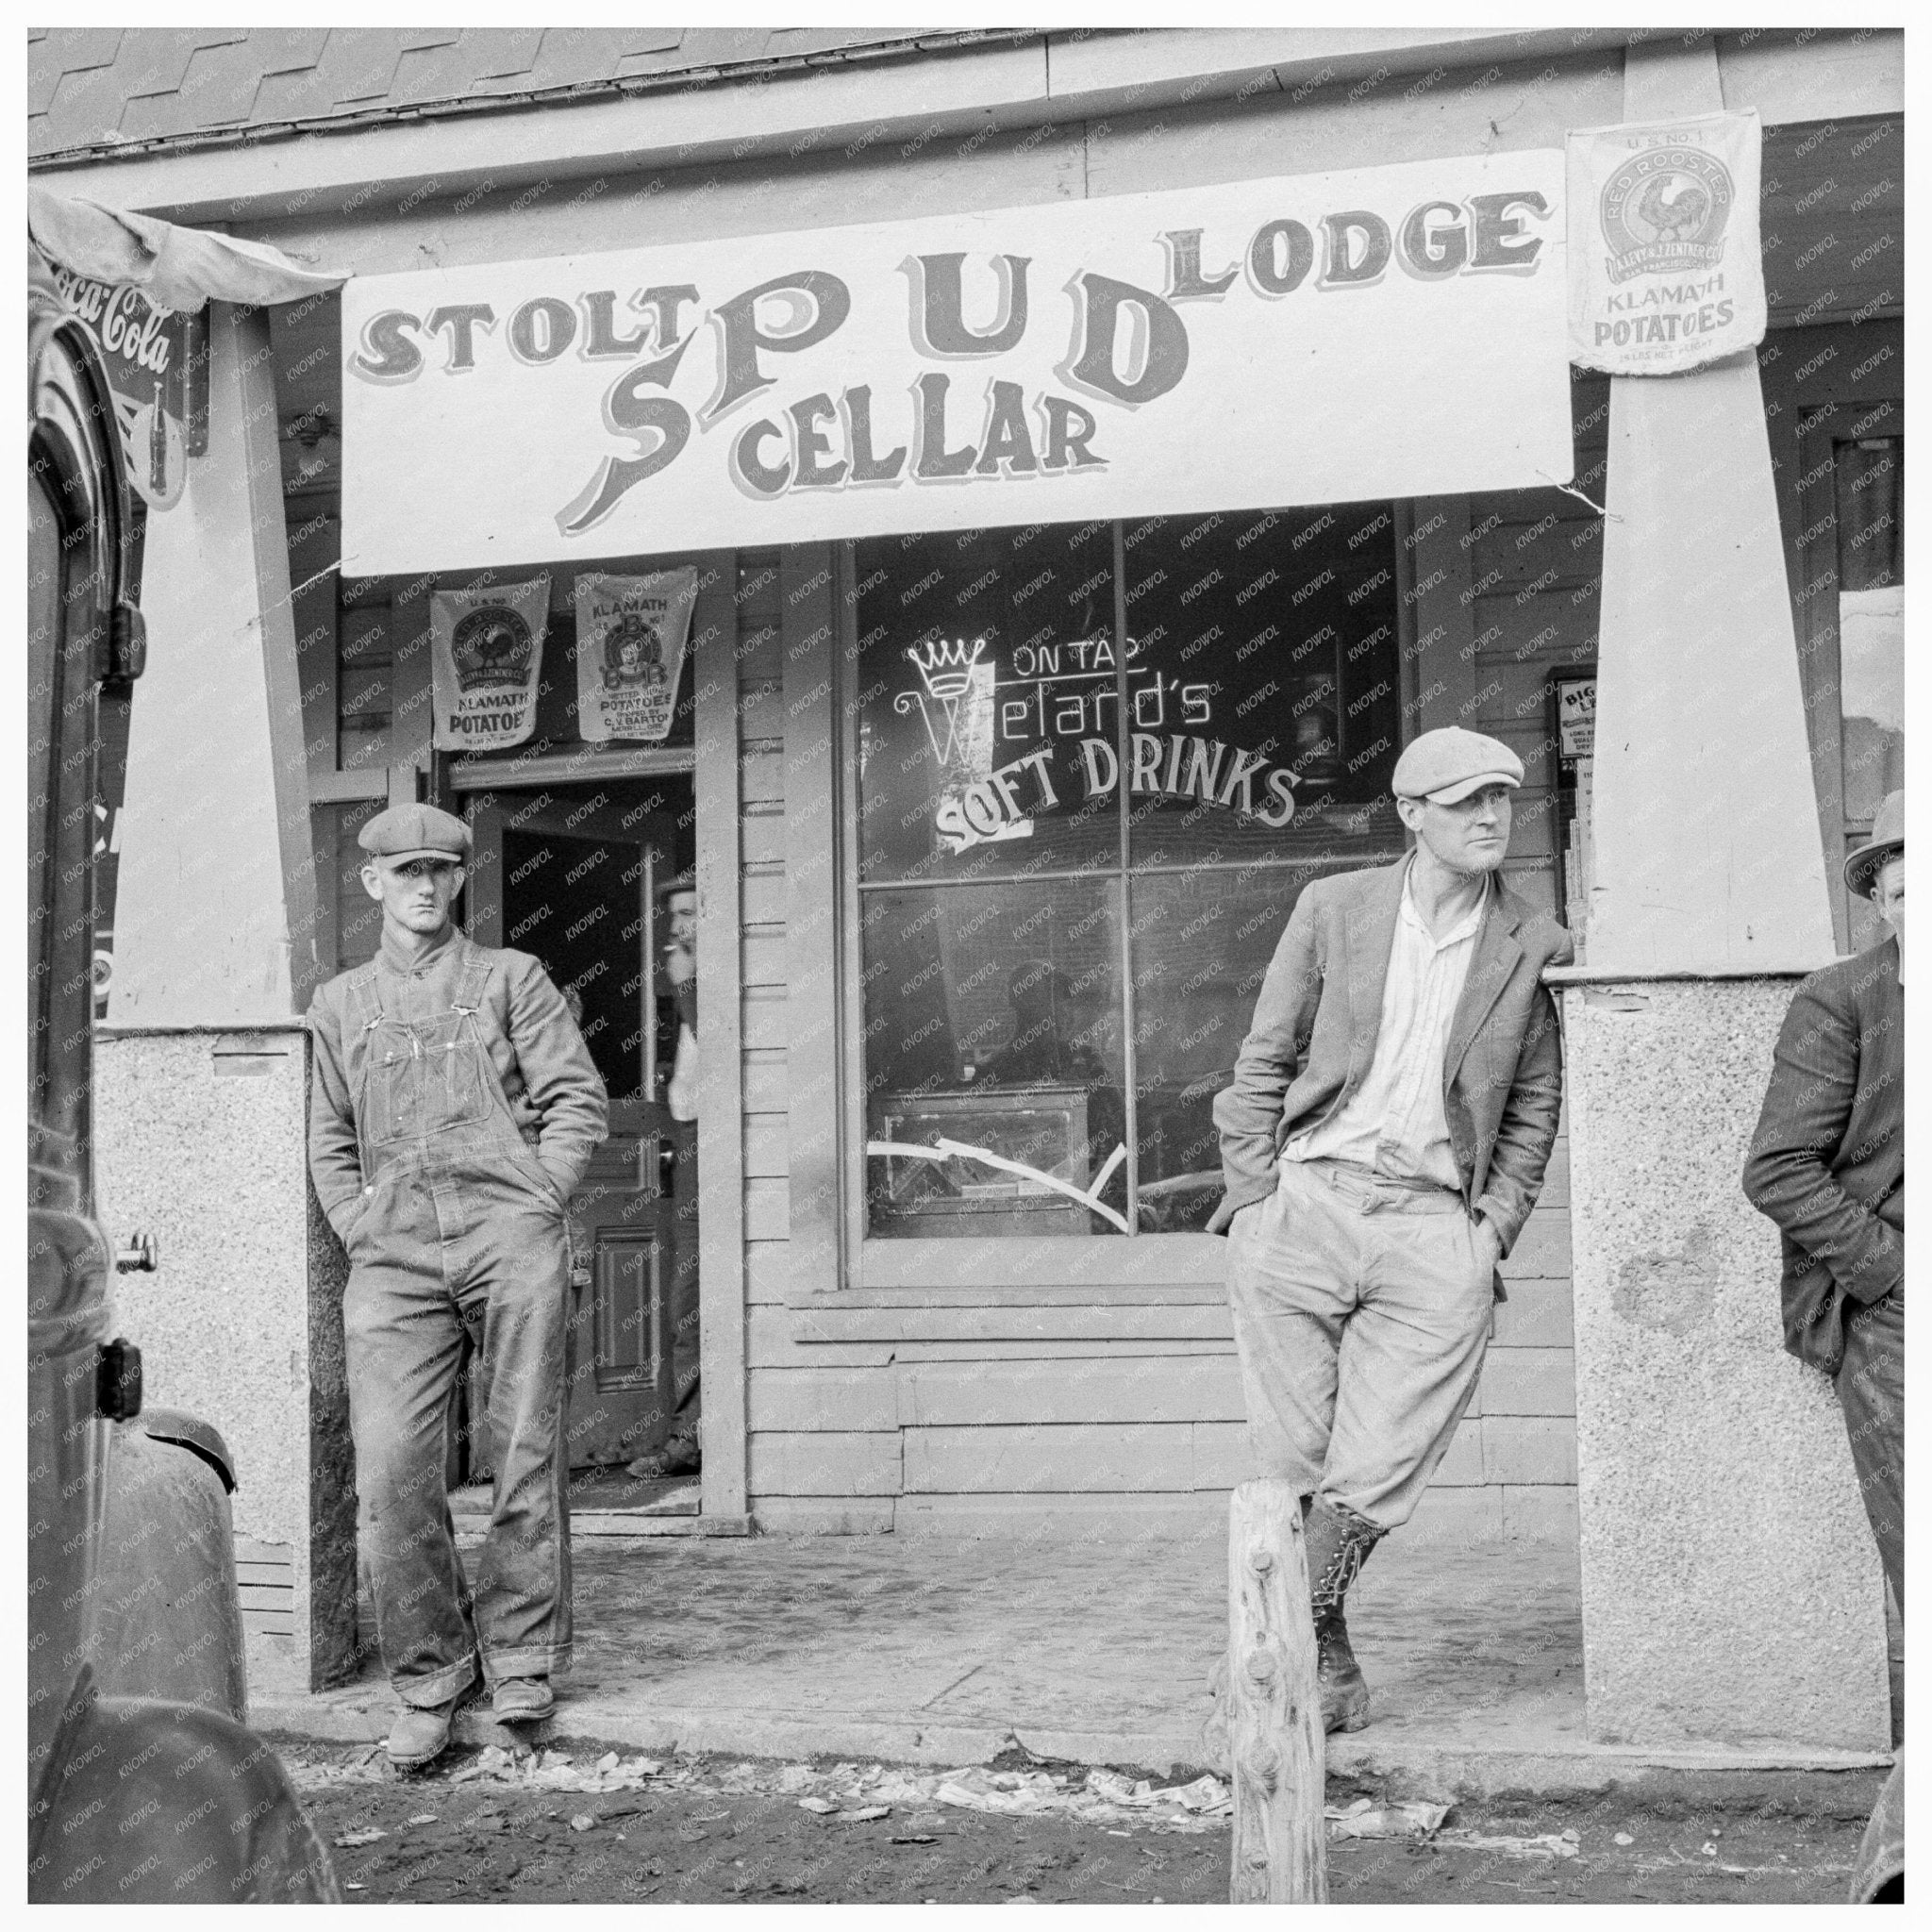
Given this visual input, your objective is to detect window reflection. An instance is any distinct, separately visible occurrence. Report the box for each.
[1836,439,1903,829]
[862,883,1127,1237]
[853,508,1408,1237]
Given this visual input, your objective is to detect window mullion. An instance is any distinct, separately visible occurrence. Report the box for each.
[1112,519,1139,1232]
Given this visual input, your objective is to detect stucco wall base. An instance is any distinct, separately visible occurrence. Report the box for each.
[1562,979,1889,1752]
[95,1031,358,1693]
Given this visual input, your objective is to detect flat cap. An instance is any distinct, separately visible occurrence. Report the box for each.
[1391,726,1524,805]
[358,802,472,864]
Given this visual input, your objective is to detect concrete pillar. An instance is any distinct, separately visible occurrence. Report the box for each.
[1587,42,1835,972]
[94,303,357,1695]
[93,1034,357,1699]
[110,302,316,1025]
[1562,37,1889,1751]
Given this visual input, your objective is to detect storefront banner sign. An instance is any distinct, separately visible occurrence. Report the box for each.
[573,569,698,742]
[429,577,550,752]
[1567,110,1765,375]
[44,267,207,510]
[341,153,1572,574]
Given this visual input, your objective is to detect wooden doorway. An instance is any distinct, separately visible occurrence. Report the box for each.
[462,778,698,1477]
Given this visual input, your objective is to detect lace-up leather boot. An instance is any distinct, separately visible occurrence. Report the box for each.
[1304,1496,1383,1733]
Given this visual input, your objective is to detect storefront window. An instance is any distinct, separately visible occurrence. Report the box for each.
[854,508,1407,1237]
[1835,438,1903,829]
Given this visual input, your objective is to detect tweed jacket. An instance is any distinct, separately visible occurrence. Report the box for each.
[1741,936,1903,1376]
[1209,856,1574,1272]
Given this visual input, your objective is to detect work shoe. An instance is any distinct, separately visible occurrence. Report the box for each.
[1315,1607,1372,1734]
[387,1698,458,1772]
[491,1676,555,1723]
[625,1436,700,1480]
[1303,1495,1384,1735]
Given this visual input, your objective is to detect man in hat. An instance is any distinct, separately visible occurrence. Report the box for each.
[626,878,701,1479]
[1211,725,1573,1732]
[308,803,608,1769]
[1743,791,1904,1614]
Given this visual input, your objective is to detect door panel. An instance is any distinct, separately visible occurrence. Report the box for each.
[464,788,685,1469]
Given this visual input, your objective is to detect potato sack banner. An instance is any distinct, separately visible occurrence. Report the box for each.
[429,577,550,752]
[574,569,698,743]
[341,153,1572,575]
[1567,110,1765,375]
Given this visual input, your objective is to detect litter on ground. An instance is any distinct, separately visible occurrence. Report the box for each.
[286,1748,1576,1858]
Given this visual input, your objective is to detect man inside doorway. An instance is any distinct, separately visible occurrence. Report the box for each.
[628,877,702,1479]
[1743,790,1904,1617]
[308,804,608,1769]
[1210,726,1573,1733]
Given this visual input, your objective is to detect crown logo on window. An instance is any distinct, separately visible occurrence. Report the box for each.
[451,606,535,691]
[905,635,987,702]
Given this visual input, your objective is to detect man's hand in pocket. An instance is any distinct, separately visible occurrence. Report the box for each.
[1473,1215,1504,1275]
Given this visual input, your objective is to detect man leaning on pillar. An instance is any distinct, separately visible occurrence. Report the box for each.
[1209,726,1573,1734]
[1743,791,1905,1617]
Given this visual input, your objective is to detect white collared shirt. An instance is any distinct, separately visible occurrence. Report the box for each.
[1281,860,1489,1191]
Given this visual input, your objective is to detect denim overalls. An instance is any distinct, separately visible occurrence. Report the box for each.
[339,953,574,1708]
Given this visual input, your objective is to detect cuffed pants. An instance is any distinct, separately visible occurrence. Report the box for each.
[1836,1289,1904,1611]
[1225,1158,1495,1531]
[343,1149,574,1708]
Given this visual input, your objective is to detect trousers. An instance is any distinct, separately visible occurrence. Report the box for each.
[1836,1289,1904,1611]
[341,958,574,1708]
[1225,1158,1495,1531]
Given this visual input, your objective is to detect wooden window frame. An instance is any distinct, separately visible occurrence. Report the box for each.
[785,508,1429,1306]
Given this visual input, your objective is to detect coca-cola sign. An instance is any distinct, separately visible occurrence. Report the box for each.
[46,268,208,510]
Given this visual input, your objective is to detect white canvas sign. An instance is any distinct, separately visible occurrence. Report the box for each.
[428,577,549,752]
[1567,110,1766,375]
[341,154,1572,574]
[573,569,698,743]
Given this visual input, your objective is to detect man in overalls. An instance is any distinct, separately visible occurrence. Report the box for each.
[308,805,608,1769]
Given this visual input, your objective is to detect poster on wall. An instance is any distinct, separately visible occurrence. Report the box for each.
[341,152,1573,574]
[43,267,207,510]
[1555,674,1597,759]
[1567,109,1765,375]
[573,569,698,742]
[429,577,550,752]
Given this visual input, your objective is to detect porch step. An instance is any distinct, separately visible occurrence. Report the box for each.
[451,1474,709,1540]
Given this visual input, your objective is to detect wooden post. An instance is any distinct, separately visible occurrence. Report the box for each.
[1228,1477,1326,1904]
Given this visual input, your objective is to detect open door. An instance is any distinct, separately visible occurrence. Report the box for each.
[463,784,692,1473]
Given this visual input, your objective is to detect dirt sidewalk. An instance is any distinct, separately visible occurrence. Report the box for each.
[275,1736,1884,1906]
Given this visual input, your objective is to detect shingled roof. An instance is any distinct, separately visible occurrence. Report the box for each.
[28,26,1026,163]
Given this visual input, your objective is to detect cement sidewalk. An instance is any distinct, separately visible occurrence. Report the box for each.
[250,1528,1893,1796]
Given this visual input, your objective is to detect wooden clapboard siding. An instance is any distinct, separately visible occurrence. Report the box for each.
[235,1537,295,1639]
[905,1423,1208,1494]
[898,1357,1246,1427]
[749,1430,902,1496]
[748,1368,901,1434]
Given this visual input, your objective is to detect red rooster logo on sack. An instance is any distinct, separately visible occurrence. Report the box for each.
[1636,173,1712,243]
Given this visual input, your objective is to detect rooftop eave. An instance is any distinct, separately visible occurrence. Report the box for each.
[29,27,1033,171]
[30,26,1642,226]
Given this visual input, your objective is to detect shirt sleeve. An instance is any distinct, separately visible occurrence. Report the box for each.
[506,958,610,1200]
[667,1021,699,1124]
[305,989,366,1238]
